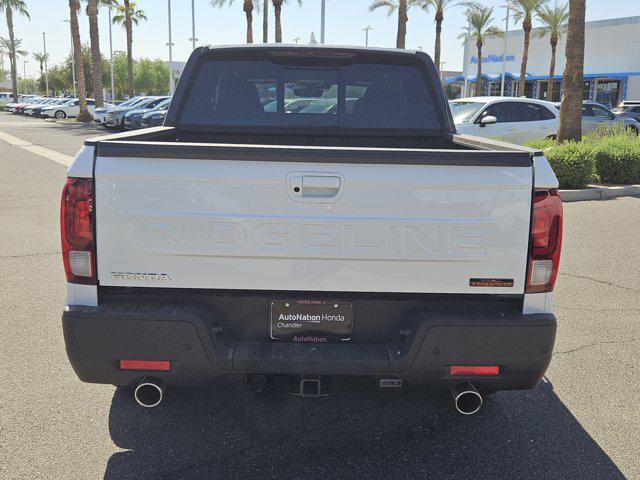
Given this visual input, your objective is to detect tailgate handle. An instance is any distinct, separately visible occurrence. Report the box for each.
[301,175,341,197]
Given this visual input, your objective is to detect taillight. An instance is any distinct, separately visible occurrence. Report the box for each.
[60,178,96,284]
[526,189,563,293]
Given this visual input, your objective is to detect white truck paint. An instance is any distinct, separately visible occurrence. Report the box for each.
[61,46,563,402]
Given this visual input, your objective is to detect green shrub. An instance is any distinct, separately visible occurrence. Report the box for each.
[524,138,556,151]
[584,122,635,143]
[544,141,598,189]
[593,134,640,184]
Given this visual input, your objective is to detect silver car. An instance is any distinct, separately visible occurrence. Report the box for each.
[612,102,640,122]
[554,101,640,134]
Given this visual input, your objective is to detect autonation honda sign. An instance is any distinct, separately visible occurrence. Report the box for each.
[470,54,515,64]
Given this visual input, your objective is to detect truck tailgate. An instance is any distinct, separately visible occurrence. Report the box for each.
[94,146,532,294]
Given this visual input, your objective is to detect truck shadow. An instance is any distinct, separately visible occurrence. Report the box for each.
[104,377,624,480]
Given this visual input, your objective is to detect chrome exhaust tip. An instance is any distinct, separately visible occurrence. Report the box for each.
[451,382,483,415]
[134,377,165,408]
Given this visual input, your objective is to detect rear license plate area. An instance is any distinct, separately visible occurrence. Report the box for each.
[270,300,353,343]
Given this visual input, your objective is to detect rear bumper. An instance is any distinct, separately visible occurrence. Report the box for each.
[62,301,556,391]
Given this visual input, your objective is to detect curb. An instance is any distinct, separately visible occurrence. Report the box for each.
[560,184,640,202]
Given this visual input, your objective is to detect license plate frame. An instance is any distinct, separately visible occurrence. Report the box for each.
[270,300,353,343]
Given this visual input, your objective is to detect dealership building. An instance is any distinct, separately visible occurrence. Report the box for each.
[447,15,640,105]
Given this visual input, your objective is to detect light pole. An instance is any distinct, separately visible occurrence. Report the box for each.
[42,32,49,97]
[107,4,115,101]
[500,2,513,96]
[462,18,470,98]
[320,0,326,44]
[167,0,175,95]
[190,0,198,50]
[62,19,77,97]
[362,25,373,46]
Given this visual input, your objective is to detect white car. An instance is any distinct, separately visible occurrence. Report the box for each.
[94,97,145,126]
[41,98,97,119]
[24,98,68,116]
[450,97,558,145]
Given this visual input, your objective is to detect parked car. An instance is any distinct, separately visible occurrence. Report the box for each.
[3,94,37,111]
[123,97,171,130]
[553,101,640,134]
[0,91,14,105]
[61,45,561,415]
[94,96,147,126]
[139,104,171,128]
[41,99,99,119]
[6,96,45,114]
[106,96,167,129]
[450,97,558,144]
[25,98,68,117]
[14,97,50,115]
[612,102,640,122]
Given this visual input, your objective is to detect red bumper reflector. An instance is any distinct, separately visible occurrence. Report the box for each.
[119,360,171,371]
[450,365,500,376]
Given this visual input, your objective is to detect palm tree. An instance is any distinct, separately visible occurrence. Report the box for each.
[459,5,503,96]
[272,0,302,43]
[536,1,568,102]
[211,0,261,44]
[422,0,476,72]
[0,0,30,102]
[32,51,49,77]
[1,36,26,91]
[112,0,146,97]
[68,0,92,121]
[84,0,107,107]
[513,0,547,97]
[557,0,585,142]
[370,0,428,49]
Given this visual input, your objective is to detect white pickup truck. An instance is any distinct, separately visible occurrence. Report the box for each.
[61,45,562,414]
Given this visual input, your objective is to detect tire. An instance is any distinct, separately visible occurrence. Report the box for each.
[54,110,67,120]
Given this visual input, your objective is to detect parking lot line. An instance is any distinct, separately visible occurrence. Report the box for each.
[0,129,73,167]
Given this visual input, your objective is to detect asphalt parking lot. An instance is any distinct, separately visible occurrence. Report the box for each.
[0,114,638,480]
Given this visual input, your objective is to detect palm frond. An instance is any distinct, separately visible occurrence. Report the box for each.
[0,0,30,19]
[369,0,398,16]
[535,1,569,38]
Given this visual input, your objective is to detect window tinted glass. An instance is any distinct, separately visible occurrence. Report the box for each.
[478,102,511,123]
[582,105,594,117]
[512,102,546,122]
[178,60,441,130]
[592,105,612,118]
[632,107,640,113]
[449,101,483,124]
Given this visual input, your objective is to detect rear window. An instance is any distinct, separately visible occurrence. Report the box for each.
[178,60,440,130]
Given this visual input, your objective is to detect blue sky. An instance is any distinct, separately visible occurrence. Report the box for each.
[4,0,640,79]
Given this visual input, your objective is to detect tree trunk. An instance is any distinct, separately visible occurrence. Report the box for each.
[263,0,268,43]
[86,0,104,107]
[68,0,92,122]
[274,0,282,43]
[5,6,18,102]
[396,0,408,49]
[518,17,531,97]
[557,0,586,143]
[434,11,443,73]
[244,0,254,44]
[124,0,134,97]
[476,40,483,96]
[547,35,557,102]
